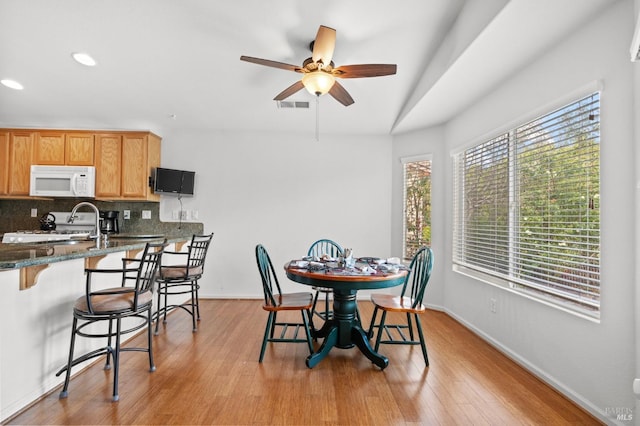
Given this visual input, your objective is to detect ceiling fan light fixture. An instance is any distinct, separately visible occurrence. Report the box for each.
[302,71,335,96]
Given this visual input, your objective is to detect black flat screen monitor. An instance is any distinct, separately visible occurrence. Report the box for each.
[154,167,195,196]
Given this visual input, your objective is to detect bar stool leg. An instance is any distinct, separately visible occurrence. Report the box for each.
[147,308,156,372]
[59,317,78,399]
[112,318,122,402]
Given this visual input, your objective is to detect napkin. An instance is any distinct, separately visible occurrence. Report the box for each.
[359,266,377,274]
[290,260,309,268]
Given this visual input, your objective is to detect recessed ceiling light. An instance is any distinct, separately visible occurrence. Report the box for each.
[72,52,97,67]
[1,79,24,90]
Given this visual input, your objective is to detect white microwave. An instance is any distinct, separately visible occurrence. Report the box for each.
[29,165,96,198]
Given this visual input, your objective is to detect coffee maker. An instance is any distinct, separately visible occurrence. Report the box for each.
[99,210,120,234]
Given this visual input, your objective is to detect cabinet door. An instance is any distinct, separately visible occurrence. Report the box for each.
[0,132,8,194]
[8,132,34,195]
[121,134,148,198]
[34,132,65,165]
[65,133,94,165]
[95,134,122,198]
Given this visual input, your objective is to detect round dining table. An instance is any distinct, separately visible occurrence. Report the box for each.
[284,262,407,369]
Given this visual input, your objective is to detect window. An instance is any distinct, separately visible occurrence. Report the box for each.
[453,93,600,316]
[403,157,432,260]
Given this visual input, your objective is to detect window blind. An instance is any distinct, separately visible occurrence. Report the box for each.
[453,93,600,314]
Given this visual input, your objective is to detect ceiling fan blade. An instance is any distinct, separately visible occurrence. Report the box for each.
[274,80,305,101]
[240,56,302,72]
[311,25,336,66]
[333,64,397,78]
[328,81,354,106]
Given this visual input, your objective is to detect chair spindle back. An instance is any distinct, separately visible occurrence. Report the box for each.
[307,239,343,259]
[401,246,434,309]
[255,244,281,307]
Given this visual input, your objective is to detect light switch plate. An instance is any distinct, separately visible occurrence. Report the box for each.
[123,210,131,220]
[31,208,38,217]
[142,210,151,219]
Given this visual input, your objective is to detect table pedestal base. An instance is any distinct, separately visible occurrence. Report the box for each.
[306,290,388,369]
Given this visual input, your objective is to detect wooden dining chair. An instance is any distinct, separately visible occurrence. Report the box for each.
[255,244,314,362]
[307,239,343,321]
[367,246,434,366]
[154,233,213,334]
[56,240,167,401]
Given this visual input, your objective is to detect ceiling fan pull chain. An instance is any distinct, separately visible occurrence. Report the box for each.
[316,94,320,142]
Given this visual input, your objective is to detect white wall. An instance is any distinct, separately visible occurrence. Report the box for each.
[393,1,635,423]
[158,129,394,299]
[634,0,640,422]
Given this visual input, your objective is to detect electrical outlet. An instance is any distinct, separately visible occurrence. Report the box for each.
[490,298,497,313]
[180,210,188,220]
[123,210,131,220]
[190,210,198,220]
[142,210,151,219]
[31,208,38,217]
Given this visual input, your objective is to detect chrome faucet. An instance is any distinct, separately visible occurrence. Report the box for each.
[69,201,101,247]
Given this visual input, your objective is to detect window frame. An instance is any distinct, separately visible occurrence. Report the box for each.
[452,92,601,320]
[401,154,432,261]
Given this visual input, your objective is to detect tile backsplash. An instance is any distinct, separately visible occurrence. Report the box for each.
[0,199,203,236]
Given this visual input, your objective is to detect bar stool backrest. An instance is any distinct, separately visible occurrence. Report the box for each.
[82,240,166,314]
[185,233,214,277]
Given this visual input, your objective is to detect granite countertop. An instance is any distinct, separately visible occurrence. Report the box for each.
[0,234,192,270]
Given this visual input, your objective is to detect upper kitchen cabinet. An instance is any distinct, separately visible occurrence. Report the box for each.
[0,132,8,194]
[0,128,160,201]
[95,134,123,198]
[65,133,94,165]
[122,133,160,201]
[95,131,160,201]
[33,131,94,165]
[3,131,34,196]
[33,132,65,165]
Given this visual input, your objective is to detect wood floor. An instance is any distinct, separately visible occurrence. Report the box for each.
[8,299,600,425]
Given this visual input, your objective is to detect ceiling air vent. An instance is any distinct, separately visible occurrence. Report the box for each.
[276,100,310,109]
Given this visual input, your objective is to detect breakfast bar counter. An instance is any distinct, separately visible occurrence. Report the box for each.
[0,235,192,290]
[0,235,190,269]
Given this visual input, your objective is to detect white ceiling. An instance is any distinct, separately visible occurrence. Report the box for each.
[0,0,617,139]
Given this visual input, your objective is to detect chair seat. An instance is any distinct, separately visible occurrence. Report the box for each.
[160,264,203,279]
[74,288,153,314]
[262,292,314,311]
[370,294,426,314]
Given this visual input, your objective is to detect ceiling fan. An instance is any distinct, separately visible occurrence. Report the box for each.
[240,25,397,106]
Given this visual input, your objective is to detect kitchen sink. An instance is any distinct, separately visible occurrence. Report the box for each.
[36,239,93,246]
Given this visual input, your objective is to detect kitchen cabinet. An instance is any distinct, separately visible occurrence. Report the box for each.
[122,133,160,200]
[0,132,8,194]
[33,131,94,166]
[33,132,65,164]
[5,131,34,196]
[0,128,160,201]
[65,133,94,165]
[95,132,160,201]
[95,134,123,198]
